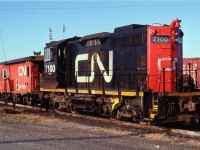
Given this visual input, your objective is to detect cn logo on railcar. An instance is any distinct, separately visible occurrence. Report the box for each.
[18,66,26,76]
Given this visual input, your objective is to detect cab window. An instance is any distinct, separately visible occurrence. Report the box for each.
[44,48,52,61]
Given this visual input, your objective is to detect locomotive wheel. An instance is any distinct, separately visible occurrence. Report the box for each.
[70,105,78,114]
[131,107,143,123]
[110,106,123,120]
[116,109,123,120]
[71,110,78,114]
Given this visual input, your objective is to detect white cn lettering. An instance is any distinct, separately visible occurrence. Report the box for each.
[75,50,113,83]
[18,66,26,76]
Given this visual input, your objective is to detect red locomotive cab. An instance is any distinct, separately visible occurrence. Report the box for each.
[147,19,183,92]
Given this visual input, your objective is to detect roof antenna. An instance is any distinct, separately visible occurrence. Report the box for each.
[49,28,53,42]
[62,24,65,39]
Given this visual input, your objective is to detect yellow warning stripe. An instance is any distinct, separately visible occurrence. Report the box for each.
[153,105,158,110]
[149,109,158,119]
[105,91,118,96]
[67,89,76,93]
[40,88,140,97]
[121,91,137,96]
[40,88,65,93]
[78,90,89,94]
[91,90,103,95]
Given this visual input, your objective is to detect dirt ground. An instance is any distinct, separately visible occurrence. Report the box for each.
[1,104,200,149]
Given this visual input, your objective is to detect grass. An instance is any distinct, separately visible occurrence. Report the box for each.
[0,104,64,124]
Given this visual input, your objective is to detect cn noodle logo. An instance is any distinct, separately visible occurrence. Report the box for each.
[18,66,26,76]
[75,50,113,83]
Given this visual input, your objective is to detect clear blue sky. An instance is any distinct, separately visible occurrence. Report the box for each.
[0,0,200,62]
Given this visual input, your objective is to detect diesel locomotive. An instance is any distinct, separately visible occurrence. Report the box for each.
[1,18,200,124]
[40,18,188,123]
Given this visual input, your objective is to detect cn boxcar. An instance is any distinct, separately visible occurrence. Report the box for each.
[0,55,44,105]
[183,57,200,89]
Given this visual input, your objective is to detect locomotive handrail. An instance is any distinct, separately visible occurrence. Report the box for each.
[142,73,150,91]
[153,70,161,92]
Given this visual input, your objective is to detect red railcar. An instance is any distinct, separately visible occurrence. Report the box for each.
[183,58,200,89]
[0,56,43,104]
